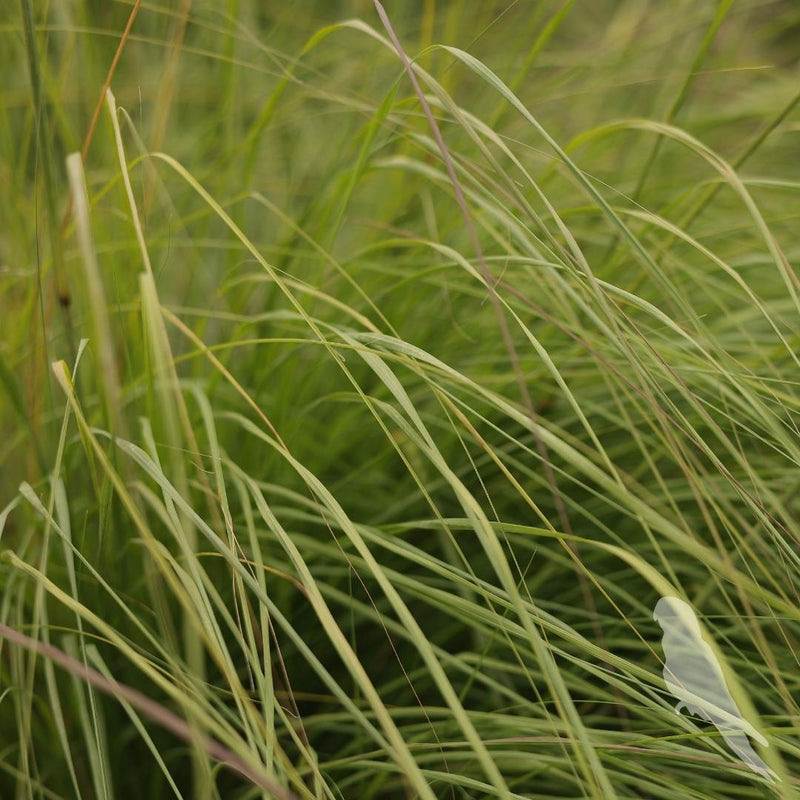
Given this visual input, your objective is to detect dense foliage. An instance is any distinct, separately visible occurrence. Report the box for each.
[1,2,799,797]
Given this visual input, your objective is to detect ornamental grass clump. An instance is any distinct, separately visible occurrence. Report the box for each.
[1,2,798,797]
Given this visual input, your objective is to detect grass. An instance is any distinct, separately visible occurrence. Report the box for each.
[1,1,799,797]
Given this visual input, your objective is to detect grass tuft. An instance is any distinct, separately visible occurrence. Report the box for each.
[1,2,799,798]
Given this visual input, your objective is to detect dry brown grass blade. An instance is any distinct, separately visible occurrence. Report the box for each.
[0,621,300,800]
[59,0,142,236]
